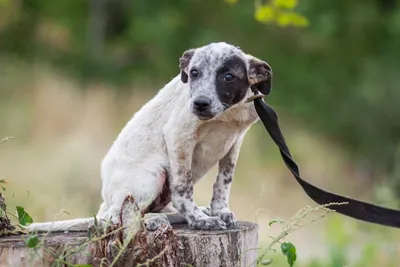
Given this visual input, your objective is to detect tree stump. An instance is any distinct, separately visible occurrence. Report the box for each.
[0,221,258,267]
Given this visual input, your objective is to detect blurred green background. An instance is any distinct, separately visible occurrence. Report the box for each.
[1,0,400,266]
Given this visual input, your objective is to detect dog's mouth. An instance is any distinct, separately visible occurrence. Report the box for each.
[196,115,214,121]
[192,110,215,121]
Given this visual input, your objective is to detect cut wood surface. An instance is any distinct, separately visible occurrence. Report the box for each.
[0,221,259,267]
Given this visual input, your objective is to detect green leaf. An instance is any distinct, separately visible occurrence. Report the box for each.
[25,235,39,248]
[255,6,275,22]
[268,219,279,226]
[87,228,92,240]
[273,0,298,9]
[16,206,33,226]
[276,12,292,27]
[281,242,297,267]
[289,13,309,27]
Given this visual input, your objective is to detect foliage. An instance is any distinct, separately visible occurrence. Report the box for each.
[225,0,308,27]
[16,206,33,226]
[255,0,309,27]
[25,234,39,248]
[1,0,399,194]
[254,202,347,266]
[0,137,34,234]
[281,242,297,267]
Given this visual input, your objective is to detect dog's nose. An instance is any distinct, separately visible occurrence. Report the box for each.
[193,97,211,112]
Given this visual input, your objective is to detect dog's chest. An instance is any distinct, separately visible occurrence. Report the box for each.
[191,122,243,180]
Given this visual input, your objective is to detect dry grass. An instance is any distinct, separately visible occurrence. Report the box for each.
[1,61,400,266]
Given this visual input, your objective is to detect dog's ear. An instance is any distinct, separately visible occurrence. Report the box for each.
[246,55,273,95]
[179,49,196,83]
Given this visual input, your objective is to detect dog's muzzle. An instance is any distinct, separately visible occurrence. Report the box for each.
[191,96,214,120]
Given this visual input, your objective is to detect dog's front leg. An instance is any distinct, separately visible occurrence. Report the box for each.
[211,136,244,227]
[164,132,226,230]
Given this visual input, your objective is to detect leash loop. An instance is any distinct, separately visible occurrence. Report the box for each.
[246,85,265,103]
[246,93,264,103]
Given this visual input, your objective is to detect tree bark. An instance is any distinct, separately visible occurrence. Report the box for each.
[0,221,258,267]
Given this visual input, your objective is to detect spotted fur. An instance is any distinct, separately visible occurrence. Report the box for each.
[27,42,272,232]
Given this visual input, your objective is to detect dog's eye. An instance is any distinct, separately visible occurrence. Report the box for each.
[190,69,199,78]
[224,73,234,82]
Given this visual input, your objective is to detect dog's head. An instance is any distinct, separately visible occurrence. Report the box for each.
[179,42,272,120]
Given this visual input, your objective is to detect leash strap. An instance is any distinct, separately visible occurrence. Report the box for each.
[251,89,400,228]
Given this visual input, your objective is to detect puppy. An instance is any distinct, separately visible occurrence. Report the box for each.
[27,42,272,232]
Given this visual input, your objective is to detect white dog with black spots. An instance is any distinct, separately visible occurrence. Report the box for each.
[28,42,272,232]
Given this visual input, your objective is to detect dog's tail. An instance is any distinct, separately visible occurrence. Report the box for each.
[27,218,94,232]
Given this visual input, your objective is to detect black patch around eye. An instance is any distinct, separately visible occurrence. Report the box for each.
[215,56,249,108]
[190,69,199,78]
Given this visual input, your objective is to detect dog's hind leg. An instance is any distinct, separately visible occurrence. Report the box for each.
[142,202,183,230]
[143,213,171,231]
[100,158,170,226]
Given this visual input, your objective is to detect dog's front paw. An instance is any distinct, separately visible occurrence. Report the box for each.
[144,213,171,231]
[188,216,226,230]
[213,209,237,227]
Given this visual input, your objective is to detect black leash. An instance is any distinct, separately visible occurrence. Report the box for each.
[249,86,400,229]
